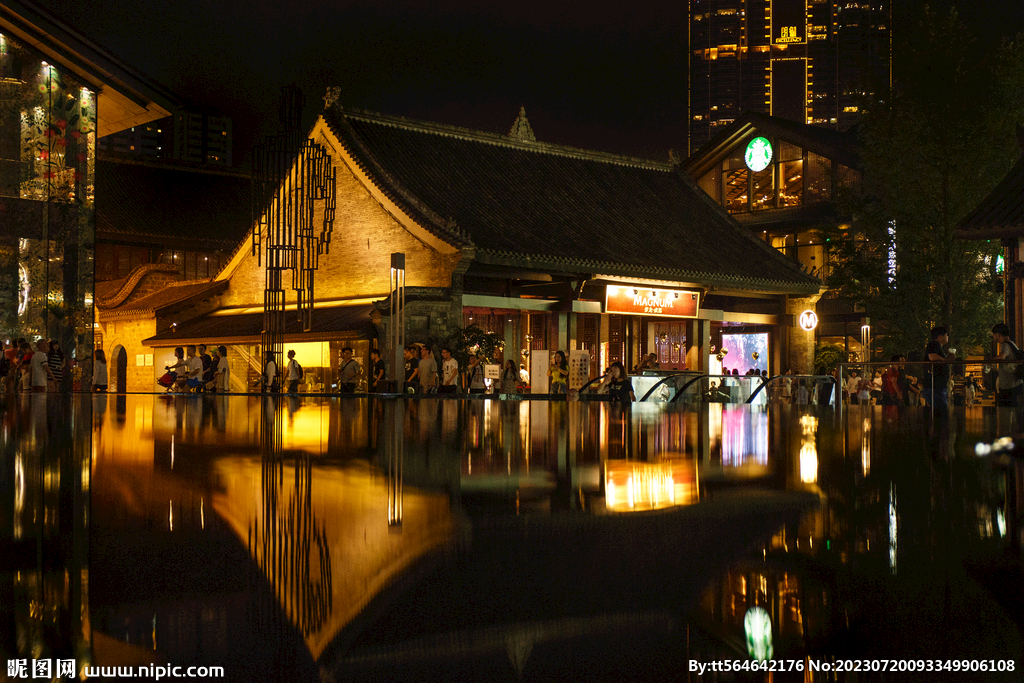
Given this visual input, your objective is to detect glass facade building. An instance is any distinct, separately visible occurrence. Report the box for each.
[688,0,890,154]
[0,32,95,373]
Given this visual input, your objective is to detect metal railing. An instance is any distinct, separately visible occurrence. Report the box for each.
[834,358,1017,419]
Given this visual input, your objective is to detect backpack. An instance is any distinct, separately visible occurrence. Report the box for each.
[296,361,303,379]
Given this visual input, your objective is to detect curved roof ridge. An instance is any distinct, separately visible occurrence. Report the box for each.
[332,105,673,171]
[95,262,178,308]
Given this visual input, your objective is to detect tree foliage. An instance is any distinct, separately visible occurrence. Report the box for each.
[442,324,505,371]
[820,8,1024,358]
[813,342,850,376]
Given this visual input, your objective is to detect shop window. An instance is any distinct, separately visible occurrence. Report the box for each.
[725,168,748,212]
[780,159,803,207]
[806,153,831,203]
[751,167,774,211]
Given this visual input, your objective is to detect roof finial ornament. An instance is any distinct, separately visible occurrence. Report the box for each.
[509,106,536,143]
[324,86,343,110]
[668,149,680,166]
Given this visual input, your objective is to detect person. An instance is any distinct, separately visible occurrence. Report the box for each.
[418,344,437,394]
[47,339,65,392]
[781,369,793,404]
[638,352,659,372]
[548,350,568,394]
[163,347,187,391]
[991,322,1023,407]
[262,350,278,393]
[466,354,486,394]
[881,356,903,406]
[857,372,873,405]
[519,363,530,387]
[501,360,518,394]
[338,347,360,393]
[369,348,385,392]
[215,346,230,393]
[403,346,419,394]
[198,344,214,387]
[93,348,108,392]
[30,339,53,393]
[795,379,809,406]
[924,326,956,412]
[870,370,883,403]
[180,345,205,392]
[285,349,301,394]
[207,348,220,391]
[845,370,861,405]
[18,341,32,393]
[606,361,635,403]
[0,342,12,393]
[439,348,458,394]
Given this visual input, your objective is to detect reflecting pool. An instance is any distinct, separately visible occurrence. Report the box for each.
[1,395,1022,681]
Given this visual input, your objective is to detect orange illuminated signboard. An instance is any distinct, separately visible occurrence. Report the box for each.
[605,285,699,318]
[772,0,806,45]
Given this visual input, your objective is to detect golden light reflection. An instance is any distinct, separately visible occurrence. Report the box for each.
[211,457,453,659]
[861,417,871,476]
[604,458,698,512]
[799,415,818,484]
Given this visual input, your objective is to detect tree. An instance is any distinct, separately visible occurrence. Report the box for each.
[821,8,1023,358]
[442,324,505,372]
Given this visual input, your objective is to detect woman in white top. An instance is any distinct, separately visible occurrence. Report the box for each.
[215,345,230,392]
[93,349,108,392]
[30,340,53,392]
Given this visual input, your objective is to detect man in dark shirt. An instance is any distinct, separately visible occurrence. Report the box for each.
[370,348,386,392]
[924,326,955,412]
[403,346,419,394]
[198,344,214,388]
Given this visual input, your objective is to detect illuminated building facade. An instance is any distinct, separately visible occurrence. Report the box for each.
[684,112,869,356]
[0,0,174,382]
[99,111,233,166]
[688,0,891,154]
[96,101,823,393]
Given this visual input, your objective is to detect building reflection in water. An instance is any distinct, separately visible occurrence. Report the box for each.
[8,394,1021,677]
[1,395,91,672]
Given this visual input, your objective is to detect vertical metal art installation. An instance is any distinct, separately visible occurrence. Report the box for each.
[253,86,337,375]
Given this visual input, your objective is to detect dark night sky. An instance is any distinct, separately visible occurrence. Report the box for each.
[33,0,1024,166]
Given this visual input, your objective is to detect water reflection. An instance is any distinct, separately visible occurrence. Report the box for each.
[3,395,1022,680]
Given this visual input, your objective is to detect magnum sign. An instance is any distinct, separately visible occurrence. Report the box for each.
[605,285,700,318]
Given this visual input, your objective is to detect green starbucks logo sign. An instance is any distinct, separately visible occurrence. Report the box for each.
[744,137,773,172]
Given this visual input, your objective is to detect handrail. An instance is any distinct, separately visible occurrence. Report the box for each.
[638,371,700,402]
[669,373,759,404]
[746,374,837,405]
[578,373,608,394]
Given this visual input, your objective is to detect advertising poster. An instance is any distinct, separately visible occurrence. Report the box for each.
[530,350,550,394]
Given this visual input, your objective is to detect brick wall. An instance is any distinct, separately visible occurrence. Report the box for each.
[220,133,461,308]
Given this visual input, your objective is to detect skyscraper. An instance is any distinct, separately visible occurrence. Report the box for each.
[688,0,890,154]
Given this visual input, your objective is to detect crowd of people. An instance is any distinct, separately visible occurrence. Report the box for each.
[155,344,231,394]
[0,338,69,393]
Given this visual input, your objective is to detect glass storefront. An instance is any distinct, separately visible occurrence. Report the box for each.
[0,32,96,381]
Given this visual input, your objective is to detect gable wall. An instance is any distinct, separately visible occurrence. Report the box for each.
[219,123,460,308]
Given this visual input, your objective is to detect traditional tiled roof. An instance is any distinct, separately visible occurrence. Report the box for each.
[96,156,251,250]
[957,154,1024,239]
[141,304,376,346]
[322,106,820,294]
[97,279,227,320]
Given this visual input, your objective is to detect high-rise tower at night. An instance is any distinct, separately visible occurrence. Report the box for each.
[688,0,890,153]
